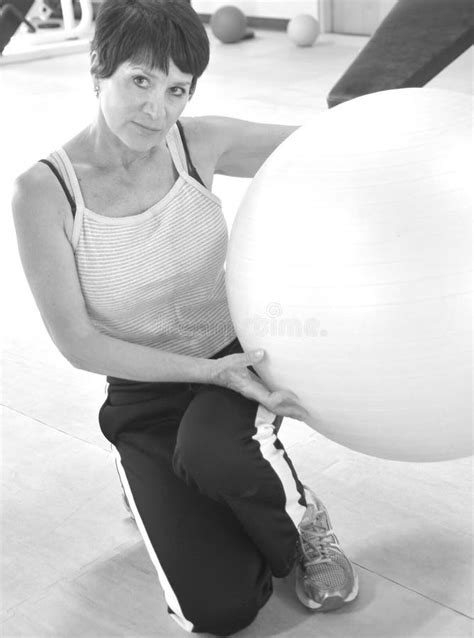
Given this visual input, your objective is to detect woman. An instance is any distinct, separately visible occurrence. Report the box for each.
[12,1,358,635]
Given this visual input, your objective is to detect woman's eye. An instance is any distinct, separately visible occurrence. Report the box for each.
[133,76,150,88]
[170,87,186,97]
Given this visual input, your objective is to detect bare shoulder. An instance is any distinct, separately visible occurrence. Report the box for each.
[179,116,299,179]
[179,115,244,151]
[15,162,63,207]
[13,162,73,236]
[15,162,49,195]
[179,116,222,161]
[177,116,225,186]
[176,116,268,177]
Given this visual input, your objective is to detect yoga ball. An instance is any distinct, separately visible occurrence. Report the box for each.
[287,14,320,47]
[226,88,472,462]
[210,5,247,44]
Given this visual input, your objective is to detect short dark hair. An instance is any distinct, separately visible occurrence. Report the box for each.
[90,0,209,95]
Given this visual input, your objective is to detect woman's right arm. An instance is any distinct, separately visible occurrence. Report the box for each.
[12,164,216,383]
[12,165,308,419]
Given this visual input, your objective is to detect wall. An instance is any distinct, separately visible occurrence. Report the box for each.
[331,0,399,35]
[192,1,321,20]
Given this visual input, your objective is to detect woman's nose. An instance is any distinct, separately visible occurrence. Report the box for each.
[142,90,166,120]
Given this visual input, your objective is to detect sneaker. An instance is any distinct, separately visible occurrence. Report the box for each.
[295,486,359,611]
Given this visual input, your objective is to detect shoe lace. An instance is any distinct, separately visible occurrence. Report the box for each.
[299,511,337,565]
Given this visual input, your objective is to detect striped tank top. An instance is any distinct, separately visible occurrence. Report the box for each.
[47,123,236,358]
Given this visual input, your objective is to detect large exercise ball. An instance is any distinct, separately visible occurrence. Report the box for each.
[211,5,247,44]
[287,14,320,47]
[226,88,472,462]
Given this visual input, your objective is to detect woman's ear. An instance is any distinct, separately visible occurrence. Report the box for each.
[90,51,97,73]
[90,51,100,97]
[90,50,98,70]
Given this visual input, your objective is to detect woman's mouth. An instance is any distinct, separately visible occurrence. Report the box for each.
[133,122,161,133]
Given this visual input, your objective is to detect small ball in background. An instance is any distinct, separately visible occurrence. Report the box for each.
[210,5,248,44]
[287,14,320,47]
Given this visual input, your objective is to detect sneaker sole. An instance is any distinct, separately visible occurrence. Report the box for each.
[295,568,359,611]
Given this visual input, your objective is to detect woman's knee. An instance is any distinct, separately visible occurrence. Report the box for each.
[185,587,271,636]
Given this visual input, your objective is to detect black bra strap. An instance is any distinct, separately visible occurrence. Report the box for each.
[176,120,206,188]
[39,159,77,218]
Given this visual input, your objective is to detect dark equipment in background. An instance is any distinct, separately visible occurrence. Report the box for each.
[328,0,474,107]
[0,0,193,53]
[0,0,35,54]
[0,0,95,55]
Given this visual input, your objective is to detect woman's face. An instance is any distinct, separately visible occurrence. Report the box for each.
[96,58,193,151]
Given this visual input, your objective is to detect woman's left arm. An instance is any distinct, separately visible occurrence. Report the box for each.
[182,116,299,179]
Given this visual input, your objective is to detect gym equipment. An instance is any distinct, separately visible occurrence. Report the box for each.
[287,14,320,47]
[28,0,54,25]
[328,0,473,108]
[59,0,92,38]
[226,87,472,462]
[0,1,35,54]
[0,0,92,61]
[210,5,253,44]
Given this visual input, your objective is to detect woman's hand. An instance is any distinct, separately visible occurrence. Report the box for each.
[210,349,309,421]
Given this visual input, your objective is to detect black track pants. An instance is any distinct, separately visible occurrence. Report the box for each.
[98,339,308,636]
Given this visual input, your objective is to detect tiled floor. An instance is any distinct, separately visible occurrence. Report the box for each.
[1,26,472,638]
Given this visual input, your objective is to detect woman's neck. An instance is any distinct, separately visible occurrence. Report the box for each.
[78,111,165,172]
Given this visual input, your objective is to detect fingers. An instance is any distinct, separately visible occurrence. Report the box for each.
[218,350,264,370]
[245,349,265,366]
[217,350,309,421]
[245,374,309,422]
[271,388,301,404]
[268,394,309,421]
